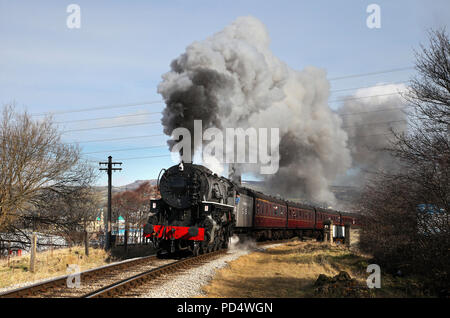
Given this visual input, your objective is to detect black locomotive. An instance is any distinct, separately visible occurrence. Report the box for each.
[143,162,359,257]
[144,162,236,256]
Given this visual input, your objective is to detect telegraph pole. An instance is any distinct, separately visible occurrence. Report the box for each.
[99,156,122,251]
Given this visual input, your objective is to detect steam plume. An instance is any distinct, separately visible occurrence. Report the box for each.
[157,16,408,205]
[336,84,408,186]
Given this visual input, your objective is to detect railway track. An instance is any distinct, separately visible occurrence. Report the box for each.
[0,253,172,298]
[82,249,227,298]
[0,240,288,298]
[82,240,287,298]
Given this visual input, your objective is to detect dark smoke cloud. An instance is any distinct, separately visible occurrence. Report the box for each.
[160,68,234,152]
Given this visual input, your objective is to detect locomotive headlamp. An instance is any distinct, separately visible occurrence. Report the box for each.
[204,205,209,212]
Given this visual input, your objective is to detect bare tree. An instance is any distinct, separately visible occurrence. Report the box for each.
[0,104,82,228]
[0,103,99,251]
[393,28,449,220]
[359,29,450,296]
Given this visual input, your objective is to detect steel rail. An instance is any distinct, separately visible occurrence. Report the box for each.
[82,249,227,298]
[0,253,157,298]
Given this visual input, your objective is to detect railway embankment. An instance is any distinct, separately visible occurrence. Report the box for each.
[201,239,429,298]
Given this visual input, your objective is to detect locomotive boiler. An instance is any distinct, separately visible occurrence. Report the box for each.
[143,162,236,256]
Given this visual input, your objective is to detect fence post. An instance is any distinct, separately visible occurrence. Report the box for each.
[7,240,11,267]
[323,220,333,243]
[124,223,128,255]
[30,233,37,273]
[345,224,351,247]
[84,231,89,257]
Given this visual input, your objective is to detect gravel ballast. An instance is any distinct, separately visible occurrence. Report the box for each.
[132,241,282,298]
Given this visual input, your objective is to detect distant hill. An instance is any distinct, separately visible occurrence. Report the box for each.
[94,179,157,194]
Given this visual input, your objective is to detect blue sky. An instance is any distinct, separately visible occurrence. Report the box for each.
[1,0,449,186]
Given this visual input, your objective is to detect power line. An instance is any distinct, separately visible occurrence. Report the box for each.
[328,67,414,81]
[58,93,408,135]
[80,120,407,154]
[337,106,410,117]
[30,67,414,116]
[65,93,408,132]
[83,123,407,158]
[83,144,166,155]
[115,154,172,161]
[347,132,400,139]
[342,119,407,129]
[330,81,408,94]
[31,100,163,117]
[65,134,165,144]
[61,121,161,134]
[55,111,161,124]
[329,91,406,103]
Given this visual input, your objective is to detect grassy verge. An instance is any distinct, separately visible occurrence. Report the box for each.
[201,239,428,298]
[0,246,109,290]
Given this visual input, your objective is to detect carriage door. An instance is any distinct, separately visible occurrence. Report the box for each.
[236,194,254,228]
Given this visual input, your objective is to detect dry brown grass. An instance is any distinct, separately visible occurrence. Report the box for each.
[201,240,384,298]
[0,246,109,290]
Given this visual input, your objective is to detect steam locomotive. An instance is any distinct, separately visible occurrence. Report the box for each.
[143,162,358,256]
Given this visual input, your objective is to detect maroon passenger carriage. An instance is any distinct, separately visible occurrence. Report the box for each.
[233,187,358,242]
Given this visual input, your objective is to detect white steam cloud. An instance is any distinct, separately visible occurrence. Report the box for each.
[337,84,408,186]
